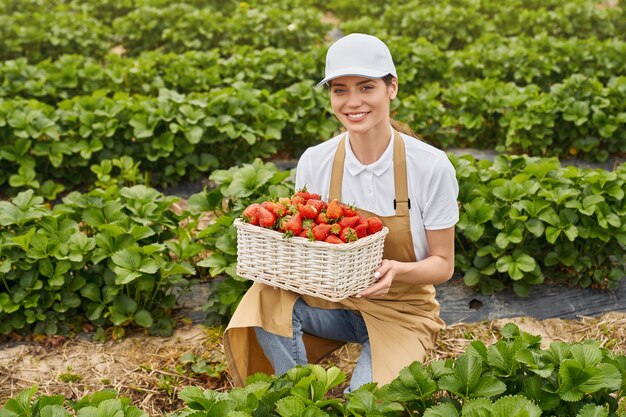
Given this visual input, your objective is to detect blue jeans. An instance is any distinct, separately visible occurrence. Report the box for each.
[254,298,371,392]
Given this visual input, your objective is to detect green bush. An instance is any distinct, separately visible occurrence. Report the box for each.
[0,186,196,337]
[0,85,291,193]
[339,0,625,48]
[453,154,626,296]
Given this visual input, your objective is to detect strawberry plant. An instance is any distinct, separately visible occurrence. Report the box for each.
[338,0,625,49]
[2,324,625,415]
[0,185,199,337]
[453,154,626,296]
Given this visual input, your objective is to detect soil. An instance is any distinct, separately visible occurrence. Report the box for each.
[1,312,625,416]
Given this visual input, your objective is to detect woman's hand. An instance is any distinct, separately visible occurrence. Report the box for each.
[357,259,396,298]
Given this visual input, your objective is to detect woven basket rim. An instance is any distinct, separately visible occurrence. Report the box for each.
[233,217,389,250]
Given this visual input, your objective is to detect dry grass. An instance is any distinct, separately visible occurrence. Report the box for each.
[1,312,625,415]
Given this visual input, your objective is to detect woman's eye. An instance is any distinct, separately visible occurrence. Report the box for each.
[332,89,344,94]
[361,85,374,91]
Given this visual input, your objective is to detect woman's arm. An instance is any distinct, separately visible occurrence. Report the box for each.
[357,226,455,298]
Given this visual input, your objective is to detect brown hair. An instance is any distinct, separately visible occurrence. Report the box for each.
[381,74,417,138]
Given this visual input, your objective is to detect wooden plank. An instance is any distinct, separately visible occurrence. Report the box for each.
[436,275,626,324]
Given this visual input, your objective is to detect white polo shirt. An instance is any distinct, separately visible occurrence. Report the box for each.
[295,130,459,261]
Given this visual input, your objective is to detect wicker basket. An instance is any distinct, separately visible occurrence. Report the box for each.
[234,218,389,302]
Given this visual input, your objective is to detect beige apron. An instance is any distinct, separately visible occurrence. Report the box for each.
[224,131,445,387]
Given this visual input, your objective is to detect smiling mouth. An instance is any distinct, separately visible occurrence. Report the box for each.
[345,112,370,120]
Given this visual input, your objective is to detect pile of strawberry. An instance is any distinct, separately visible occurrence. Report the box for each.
[241,189,383,244]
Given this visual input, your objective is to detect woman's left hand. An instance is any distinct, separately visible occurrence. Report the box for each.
[357,259,395,298]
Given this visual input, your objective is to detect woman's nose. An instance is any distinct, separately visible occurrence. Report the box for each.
[346,92,363,107]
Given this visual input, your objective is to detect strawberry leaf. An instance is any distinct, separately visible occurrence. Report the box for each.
[384,361,437,401]
[492,395,542,417]
[423,403,459,417]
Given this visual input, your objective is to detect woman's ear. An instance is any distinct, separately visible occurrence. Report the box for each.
[389,77,398,100]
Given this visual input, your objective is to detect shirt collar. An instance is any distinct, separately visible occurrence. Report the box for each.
[344,128,395,176]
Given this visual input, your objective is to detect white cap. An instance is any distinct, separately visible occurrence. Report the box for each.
[317,33,397,87]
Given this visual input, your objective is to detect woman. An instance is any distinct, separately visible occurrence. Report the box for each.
[224,33,459,392]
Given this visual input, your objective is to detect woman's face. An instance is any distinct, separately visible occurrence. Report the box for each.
[329,76,397,136]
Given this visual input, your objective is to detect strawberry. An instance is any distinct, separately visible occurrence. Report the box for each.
[294,187,320,201]
[315,212,330,224]
[294,188,320,201]
[324,235,343,244]
[329,223,342,235]
[354,223,368,239]
[339,227,358,243]
[311,223,332,241]
[297,203,318,219]
[278,197,291,206]
[356,214,368,226]
[290,195,305,206]
[297,230,309,238]
[342,204,359,217]
[262,201,286,218]
[306,198,327,213]
[338,216,360,229]
[280,212,303,237]
[242,203,260,225]
[326,199,343,220]
[258,206,277,228]
[366,216,384,234]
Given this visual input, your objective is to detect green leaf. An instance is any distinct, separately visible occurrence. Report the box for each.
[111,248,158,284]
[215,233,237,256]
[225,164,276,198]
[492,181,527,201]
[545,226,561,244]
[437,354,505,399]
[492,395,542,417]
[544,342,571,365]
[385,361,437,401]
[570,344,602,368]
[463,268,481,287]
[515,349,554,378]
[525,219,545,237]
[423,403,459,417]
[575,403,609,417]
[0,386,39,417]
[196,254,228,277]
[40,405,71,417]
[134,310,153,328]
[177,386,216,410]
[275,396,306,417]
[557,354,621,402]
[309,365,345,392]
[487,342,518,377]
[472,376,508,398]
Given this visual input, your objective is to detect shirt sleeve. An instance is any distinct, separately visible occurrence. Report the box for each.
[422,153,459,230]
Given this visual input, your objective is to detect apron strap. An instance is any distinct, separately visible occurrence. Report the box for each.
[329,130,410,216]
[329,134,347,201]
[392,131,410,216]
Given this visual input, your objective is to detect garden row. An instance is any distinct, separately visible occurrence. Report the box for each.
[340,0,626,49]
[3,323,626,416]
[1,73,624,198]
[1,155,623,335]
[3,34,626,103]
[1,0,624,63]
[0,1,329,62]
